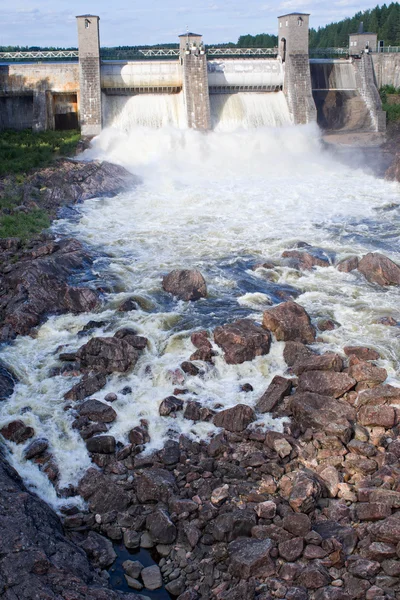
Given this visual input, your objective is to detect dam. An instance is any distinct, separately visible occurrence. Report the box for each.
[0,12,389,135]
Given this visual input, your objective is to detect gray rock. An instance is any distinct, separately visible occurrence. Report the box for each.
[78,398,117,423]
[146,509,177,544]
[141,565,163,590]
[228,538,275,578]
[79,531,116,569]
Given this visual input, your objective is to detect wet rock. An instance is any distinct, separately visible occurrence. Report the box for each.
[0,420,34,444]
[293,353,343,376]
[136,468,177,503]
[0,363,16,401]
[86,435,116,454]
[80,531,116,569]
[77,336,140,374]
[214,319,271,365]
[114,328,148,351]
[262,301,316,344]
[146,508,177,544]
[213,404,256,432]
[123,560,144,579]
[118,298,139,312]
[228,538,275,578]
[358,252,400,286]
[241,383,254,392]
[64,372,107,401]
[283,341,316,367]
[290,392,355,440]
[129,422,150,445]
[181,361,200,376]
[23,438,49,460]
[282,249,330,270]
[190,346,216,362]
[125,575,143,590]
[297,371,356,398]
[159,395,184,416]
[356,383,400,407]
[124,530,141,549]
[141,565,163,590]
[344,346,380,361]
[317,318,339,331]
[336,256,359,273]
[191,330,212,349]
[78,399,117,423]
[256,376,293,413]
[162,269,207,301]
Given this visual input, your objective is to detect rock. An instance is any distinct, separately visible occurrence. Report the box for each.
[348,362,387,387]
[367,542,397,561]
[297,371,356,398]
[256,376,293,413]
[80,531,116,569]
[344,346,380,361]
[123,560,144,579]
[64,372,107,401]
[290,392,355,441]
[336,256,359,273]
[123,530,141,549]
[284,341,316,367]
[228,538,275,579]
[356,502,392,521]
[293,353,343,376]
[0,420,34,444]
[289,470,323,513]
[356,384,400,407]
[146,509,177,544]
[313,521,358,555]
[78,399,117,423]
[358,252,400,286]
[0,363,16,401]
[214,319,271,365]
[77,337,140,374]
[166,577,186,596]
[86,435,116,454]
[159,396,184,417]
[211,484,230,506]
[78,467,130,513]
[213,404,256,432]
[23,438,49,460]
[181,361,200,376]
[282,249,330,269]
[317,318,339,331]
[297,564,331,589]
[319,465,340,497]
[282,513,311,537]
[136,468,177,503]
[347,557,381,579]
[191,330,212,349]
[125,575,143,590]
[358,405,396,428]
[141,565,163,590]
[162,269,207,301]
[369,489,400,508]
[255,501,277,519]
[262,301,316,344]
[118,298,139,312]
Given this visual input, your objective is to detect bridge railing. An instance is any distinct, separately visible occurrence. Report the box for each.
[0,50,78,61]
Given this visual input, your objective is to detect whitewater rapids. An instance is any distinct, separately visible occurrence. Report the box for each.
[0,120,399,508]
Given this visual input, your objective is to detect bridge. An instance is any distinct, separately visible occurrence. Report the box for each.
[0,14,389,134]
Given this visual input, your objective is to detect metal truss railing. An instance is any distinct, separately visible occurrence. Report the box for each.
[0,50,78,60]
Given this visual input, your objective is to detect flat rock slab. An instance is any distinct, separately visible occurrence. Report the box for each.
[214,319,271,365]
[141,565,162,590]
[297,370,356,398]
[256,375,292,413]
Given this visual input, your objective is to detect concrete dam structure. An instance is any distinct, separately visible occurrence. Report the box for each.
[0,12,388,134]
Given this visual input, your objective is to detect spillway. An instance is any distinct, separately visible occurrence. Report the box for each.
[102,92,186,130]
[210,91,292,130]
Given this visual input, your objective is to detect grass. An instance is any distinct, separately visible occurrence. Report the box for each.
[0,129,80,176]
[0,129,80,239]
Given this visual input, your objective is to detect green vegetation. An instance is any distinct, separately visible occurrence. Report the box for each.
[380,85,400,122]
[310,2,400,48]
[0,129,80,176]
[0,129,80,239]
[237,34,278,48]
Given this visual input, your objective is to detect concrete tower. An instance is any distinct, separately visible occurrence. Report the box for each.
[179,33,211,130]
[277,13,316,124]
[76,15,102,136]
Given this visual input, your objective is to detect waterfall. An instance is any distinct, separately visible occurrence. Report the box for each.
[310,61,357,90]
[210,91,292,131]
[102,92,186,131]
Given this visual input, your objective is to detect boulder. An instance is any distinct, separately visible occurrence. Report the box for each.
[293,353,343,376]
[141,565,163,590]
[282,513,311,537]
[344,346,380,361]
[358,252,400,286]
[278,537,304,561]
[146,509,177,544]
[228,538,275,579]
[348,362,387,387]
[290,392,355,440]
[256,376,293,413]
[191,330,212,349]
[288,470,323,514]
[313,521,358,555]
[336,256,359,273]
[23,438,49,460]
[282,249,330,270]
[0,363,16,401]
[369,515,400,544]
[162,269,207,301]
[159,396,184,417]
[262,301,316,344]
[135,468,177,503]
[356,384,400,407]
[214,319,271,365]
[77,337,140,374]
[123,560,144,579]
[297,371,356,398]
[356,502,392,521]
[78,468,130,513]
[79,531,116,569]
[64,372,107,401]
[86,435,116,454]
[0,420,34,444]
[213,404,256,432]
[297,564,331,589]
[358,405,396,428]
[283,341,316,367]
[78,399,117,423]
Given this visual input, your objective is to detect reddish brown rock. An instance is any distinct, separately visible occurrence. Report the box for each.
[358,252,400,286]
[348,361,387,387]
[255,376,293,413]
[356,502,392,521]
[297,370,355,398]
[358,405,396,428]
[283,341,316,366]
[282,513,311,537]
[214,319,271,365]
[191,330,212,350]
[77,337,139,374]
[290,392,355,441]
[162,269,207,301]
[159,396,184,417]
[86,435,116,454]
[293,352,343,376]
[289,470,323,514]
[213,404,256,432]
[228,538,275,579]
[297,564,331,589]
[278,537,304,561]
[344,346,380,361]
[64,372,107,401]
[0,420,34,444]
[78,399,117,423]
[356,384,400,407]
[282,249,330,270]
[337,256,359,273]
[262,301,316,344]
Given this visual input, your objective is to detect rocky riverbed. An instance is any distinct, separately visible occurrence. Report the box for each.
[1,135,400,600]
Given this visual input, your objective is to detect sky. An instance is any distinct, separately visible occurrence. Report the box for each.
[0,0,384,47]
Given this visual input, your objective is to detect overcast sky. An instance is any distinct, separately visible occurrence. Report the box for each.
[0,0,382,47]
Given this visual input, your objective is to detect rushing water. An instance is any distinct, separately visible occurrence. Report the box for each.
[1,119,400,508]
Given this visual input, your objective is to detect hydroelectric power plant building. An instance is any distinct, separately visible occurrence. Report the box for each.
[0,13,393,134]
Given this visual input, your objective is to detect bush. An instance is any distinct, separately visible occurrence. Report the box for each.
[0,209,50,239]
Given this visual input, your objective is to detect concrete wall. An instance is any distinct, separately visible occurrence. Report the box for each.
[372,54,400,88]
[180,35,211,130]
[207,58,283,91]
[101,61,182,91]
[77,15,102,136]
[353,54,386,132]
[310,60,357,90]
[0,95,33,130]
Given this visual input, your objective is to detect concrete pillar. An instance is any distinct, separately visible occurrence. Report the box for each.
[277,13,316,125]
[179,33,211,130]
[76,15,102,136]
[32,91,47,132]
[353,53,386,132]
